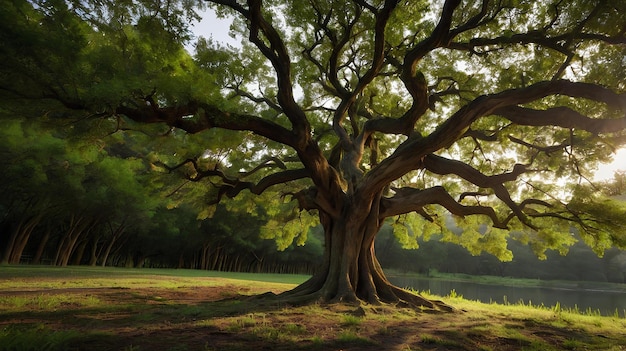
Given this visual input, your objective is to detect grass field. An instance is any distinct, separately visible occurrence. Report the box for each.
[1,265,625,350]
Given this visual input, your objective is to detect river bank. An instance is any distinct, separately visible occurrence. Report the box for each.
[387,271,626,317]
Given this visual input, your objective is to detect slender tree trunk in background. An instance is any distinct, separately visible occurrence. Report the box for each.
[71,239,88,265]
[1,200,39,264]
[219,254,228,271]
[53,235,65,267]
[0,222,22,264]
[190,252,198,269]
[58,234,79,266]
[108,234,131,267]
[3,214,42,264]
[2,223,22,263]
[210,247,221,271]
[256,257,264,273]
[9,220,37,263]
[1,223,19,264]
[200,243,210,270]
[89,236,101,266]
[125,252,134,267]
[100,223,126,267]
[32,226,50,265]
[134,256,146,268]
[56,215,95,267]
[100,241,115,267]
[177,253,184,269]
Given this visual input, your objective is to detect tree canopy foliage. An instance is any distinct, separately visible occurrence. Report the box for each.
[1,0,626,307]
[0,116,322,271]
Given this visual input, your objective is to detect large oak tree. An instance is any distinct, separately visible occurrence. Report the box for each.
[2,0,626,308]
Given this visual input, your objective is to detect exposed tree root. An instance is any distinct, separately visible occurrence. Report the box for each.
[243,281,455,313]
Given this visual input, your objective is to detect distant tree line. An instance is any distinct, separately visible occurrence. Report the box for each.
[375,224,626,283]
[0,119,321,274]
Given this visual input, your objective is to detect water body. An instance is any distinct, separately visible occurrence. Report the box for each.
[388,275,626,317]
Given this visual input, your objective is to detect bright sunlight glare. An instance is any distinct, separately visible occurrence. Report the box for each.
[594,148,626,182]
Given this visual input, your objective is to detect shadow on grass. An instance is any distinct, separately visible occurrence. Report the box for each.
[0,292,385,351]
[2,291,625,351]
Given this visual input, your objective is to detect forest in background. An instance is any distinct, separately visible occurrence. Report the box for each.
[2,118,625,282]
[0,118,325,273]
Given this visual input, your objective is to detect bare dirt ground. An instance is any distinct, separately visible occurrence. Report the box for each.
[1,281,625,350]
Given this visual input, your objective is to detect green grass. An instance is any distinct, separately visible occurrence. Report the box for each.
[416,288,626,350]
[1,265,625,351]
[340,314,362,327]
[0,265,309,294]
[0,324,101,351]
[0,294,102,312]
[0,265,309,285]
[336,330,372,345]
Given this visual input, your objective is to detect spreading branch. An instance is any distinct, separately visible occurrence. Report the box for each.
[380,186,508,229]
[212,168,311,204]
[423,154,534,229]
[495,106,626,134]
[363,80,626,197]
[156,156,310,204]
[116,102,299,148]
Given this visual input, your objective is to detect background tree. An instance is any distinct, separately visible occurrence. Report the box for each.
[1,0,626,308]
[0,116,161,266]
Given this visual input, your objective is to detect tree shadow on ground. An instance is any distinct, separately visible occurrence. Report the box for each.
[1,288,624,351]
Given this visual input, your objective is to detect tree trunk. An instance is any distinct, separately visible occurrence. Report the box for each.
[100,225,126,267]
[3,214,43,264]
[276,195,452,311]
[53,235,66,267]
[71,239,88,265]
[1,222,20,264]
[89,236,101,266]
[177,253,185,269]
[200,243,210,270]
[135,255,146,268]
[32,226,51,265]
[56,215,95,267]
[99,218,129,267]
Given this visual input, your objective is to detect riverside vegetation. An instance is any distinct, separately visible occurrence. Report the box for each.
[1,266,625,351]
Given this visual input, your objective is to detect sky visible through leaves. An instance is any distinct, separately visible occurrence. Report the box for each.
[187,7,626,182]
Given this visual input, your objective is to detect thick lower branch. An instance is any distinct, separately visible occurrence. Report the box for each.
[213,168,311,203]
[495,106,626,135]
[362,80,624,199]
[380,186,507,228]
[423,154,533,228]
[117,102,298,147]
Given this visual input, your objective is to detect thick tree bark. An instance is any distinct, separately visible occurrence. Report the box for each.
[276,195,451,311]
